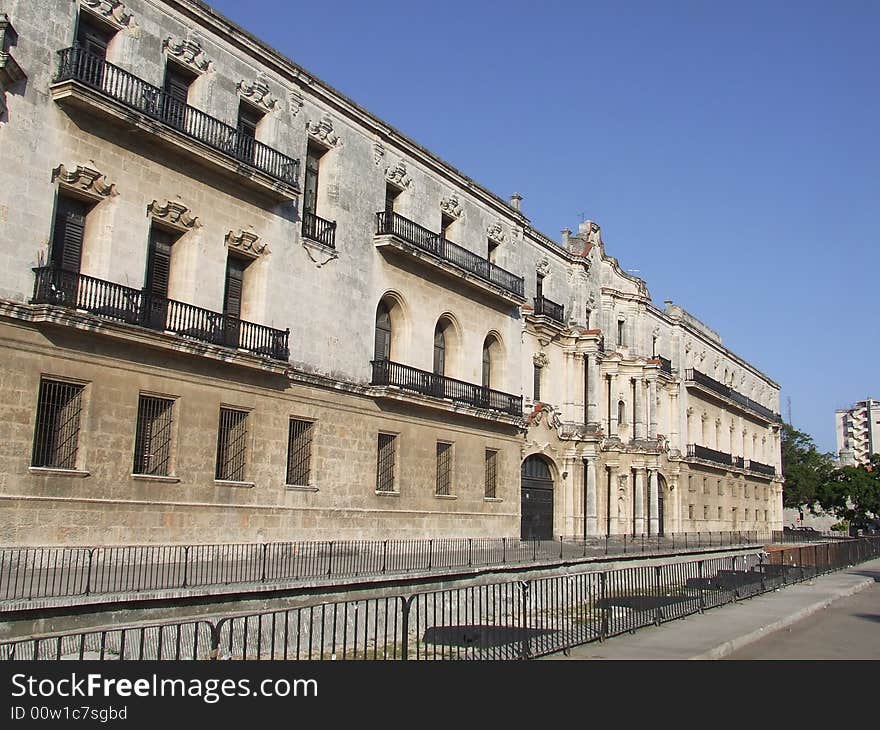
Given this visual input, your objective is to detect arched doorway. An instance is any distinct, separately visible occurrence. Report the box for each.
[657,474,667,537]
[521,455,554,540]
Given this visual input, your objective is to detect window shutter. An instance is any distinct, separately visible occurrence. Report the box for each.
[52,198,87,273]
[146,229,173,298]
[375,304,391,361]
[224,258,245,318]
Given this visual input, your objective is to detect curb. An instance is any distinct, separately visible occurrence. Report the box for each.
[691,576,876,660]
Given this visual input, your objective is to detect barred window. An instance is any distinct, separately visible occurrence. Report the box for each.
[688,504,694,520]
[286,418,314,486]
[216,407,249,482]
[376,433,396,492]
[435,442,452,496]
[702,477,709,494]
[703,505,708,520]
[133,395,174,476]
[718,506,723,520]
[717,479,723,496]
[485,449,498,498]
[32,379,85,469]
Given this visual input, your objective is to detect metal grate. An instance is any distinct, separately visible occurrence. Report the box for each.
[376,433,396,492]
[216,408,249,482]
[31,379,85,469]
[133,395,174,476]
[435,442,453,496]
[484,449,498,498]
[286,418,314,486]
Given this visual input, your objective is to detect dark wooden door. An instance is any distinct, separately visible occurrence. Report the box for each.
[223,256,246,348]
[521,456,554,540]
[145,227,174,330]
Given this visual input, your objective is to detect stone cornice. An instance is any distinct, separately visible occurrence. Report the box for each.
[225,228,267,257]
[52,163,118,199]
[80,0,133,29]
[147,198,199,230]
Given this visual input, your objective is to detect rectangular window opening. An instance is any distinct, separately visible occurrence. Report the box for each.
[485,449,498,498]
[286,418,314,486]
[32,379,85,469]
[133,395,174,476]
[216,407,249,482]
[376,433,397,493]
[435,442,452,496]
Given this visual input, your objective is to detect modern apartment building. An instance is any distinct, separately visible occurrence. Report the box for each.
[0,0,784,545]
[836,399,880,466]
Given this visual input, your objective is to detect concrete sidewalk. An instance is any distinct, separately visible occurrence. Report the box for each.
[543,557,880,660]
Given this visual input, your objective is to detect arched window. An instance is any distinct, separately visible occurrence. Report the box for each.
[375,302,392,361]
[482,340,491,388]
[433,322,446,375]
[618,400,626,425]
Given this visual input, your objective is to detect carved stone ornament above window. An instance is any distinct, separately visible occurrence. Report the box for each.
[162,34,211,74]
[226,229,267,258]
[147,198,200,231]
[306,115,340,147]
[439,194,462,219]
[384,161,411,189]
[80,0,133,28]
[52,162,117,199]
[536,257,551,276]
[487,221,505,243]
[533,351,548,368]
[288,88,304,116]
[238,73,277,111]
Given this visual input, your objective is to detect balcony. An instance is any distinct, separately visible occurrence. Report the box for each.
[32,266,289,361]
[658,356,673,375]
[686,443,732,467]
[747,459,776,477]
[371,359,522,418]
[374,211,525,304]
[685,368,782,424]
[302,210,336,249]
[50,47,300,200]
[531,295,565,325]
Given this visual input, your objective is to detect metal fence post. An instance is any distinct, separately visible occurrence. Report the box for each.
[654,565,662,626]
[428,539,433,570]
[327,541,334,578]
[468,538,473,567]
[502,537,507,565]
[260,543,267,583]
[798,546,804,581]
[599,571,608,640]
[559,536,563,559]
[382,540,387,574]
[84,548,95,597]
[400,596,411,661]
[698,560,705,613]
[519,580,531,659]
[182,546,189,589]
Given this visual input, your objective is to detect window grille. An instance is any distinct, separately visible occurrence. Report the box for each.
[216,408,248,481]
[485,449,498,498]
[133,395,174,476]
[286,418,314,486]
[32,379,85,469]
[435,442,452,496]
[376,433,396,492]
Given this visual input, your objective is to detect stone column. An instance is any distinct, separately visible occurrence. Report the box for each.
[669,389,679,447]
[633,467,646,535]
[586,353,599,425]
[648,378,658,439]
[608,373,618,436]
[563,352,583,424]
[634,377,646,440]
[584,457,597,536]
[648,468,659,535]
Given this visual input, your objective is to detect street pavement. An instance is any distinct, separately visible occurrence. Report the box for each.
[543,556,880,660]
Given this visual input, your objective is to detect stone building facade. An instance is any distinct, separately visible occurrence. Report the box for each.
[0,0,783,546]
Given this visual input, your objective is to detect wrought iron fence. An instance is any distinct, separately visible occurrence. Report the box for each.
[0,532,768,602]
[687,443,733,466]
[375,211,524,298]
[32,266,290,360]
[301,210,336,248]
[371,358,523,416]
[685,368,782,423]
[532,295,565,324]
[55,46,300,187]
[3,537,877,660]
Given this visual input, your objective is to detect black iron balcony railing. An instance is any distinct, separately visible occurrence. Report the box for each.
[54,46,300,188]
[685,368,781,423]
[686,443,733,466]
[302,210,336,249]
[747,459,776,477]
[532,295,565,324]
[733,455,745,469]
[32,266,289,361]
[375,211,524,298]
[657,355,673,375]
[371,359,522,417]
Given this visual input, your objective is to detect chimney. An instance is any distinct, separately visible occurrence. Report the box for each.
[509,192,522,211]
[561,228,571,247]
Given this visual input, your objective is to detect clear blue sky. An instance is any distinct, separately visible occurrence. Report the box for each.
[210,0,879,454]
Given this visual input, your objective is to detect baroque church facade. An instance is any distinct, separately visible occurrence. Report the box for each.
[0,0,783,545]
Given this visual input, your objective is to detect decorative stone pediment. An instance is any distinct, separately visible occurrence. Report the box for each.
[52,162,117,199]
[163,34,211,74]
[147,198,199,231]
[440,194,462,219]
[532,351,548,368]
[306,115,340,147]
[238,73,277,111]
[384,161,411,189]
[536,257,551,276]
[288,88,304,116]
[226,229,267,258]
[80,0,133,28]
[487,220,505,244]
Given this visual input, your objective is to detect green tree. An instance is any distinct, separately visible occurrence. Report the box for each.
[780,423,835,511]
[817,453,880,524]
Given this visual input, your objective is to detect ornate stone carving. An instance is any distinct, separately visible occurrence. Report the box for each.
[288,88,304,116]
[439,194,462,219]
[162,35,211,74]
[147,198,199,229]
[536,257,551,276]
[487,220,505,243]
[52,163,117,198]
[306,116,340,146]
[226,229,266,258]
[586,220,603,246]
[373,141,385,166]
[532,351,548,368]
[81,0,133,27]
[238,73,277,111]
[384,161,411,188]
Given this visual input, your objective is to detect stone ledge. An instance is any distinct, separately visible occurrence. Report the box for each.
[284,485,319,492]
[131,474,181,484]
[28,467,90,478]
[213,480,255,489]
